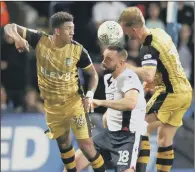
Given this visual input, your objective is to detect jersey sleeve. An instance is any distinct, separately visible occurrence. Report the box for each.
[77,47,93,69]
[140,45,160,67]
[23,29,43,49]
[119,74,141,93]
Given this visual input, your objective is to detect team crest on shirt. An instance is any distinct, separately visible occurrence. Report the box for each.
[65,58,72,66]
[72,115,86,129]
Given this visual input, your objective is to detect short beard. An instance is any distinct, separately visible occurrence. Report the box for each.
[103,68,115,74]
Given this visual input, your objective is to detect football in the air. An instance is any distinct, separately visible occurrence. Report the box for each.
[97,21,124,45]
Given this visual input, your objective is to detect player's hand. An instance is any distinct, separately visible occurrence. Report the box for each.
[91,99,101,109]
[83,97,94,113]
[15,37,30,52]
[143,81,155,93]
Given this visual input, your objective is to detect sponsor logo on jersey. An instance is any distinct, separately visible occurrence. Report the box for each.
[143,54,152,60]
[40,66,71,81]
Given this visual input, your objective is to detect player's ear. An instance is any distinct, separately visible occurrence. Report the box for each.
[132,27,136,33]
[55,28,60,35]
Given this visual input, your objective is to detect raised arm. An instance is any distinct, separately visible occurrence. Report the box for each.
[77,47,99,97]
[126,45,159,83]
[92,73,141,111]
[77,47,99,112]
[4,23,43,52]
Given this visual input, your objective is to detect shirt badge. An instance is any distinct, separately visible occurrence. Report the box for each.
[66,58,71,66]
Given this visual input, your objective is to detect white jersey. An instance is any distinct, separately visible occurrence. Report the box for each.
[104,68,147,133]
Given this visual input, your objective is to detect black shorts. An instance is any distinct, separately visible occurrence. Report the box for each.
[93,129,140,172]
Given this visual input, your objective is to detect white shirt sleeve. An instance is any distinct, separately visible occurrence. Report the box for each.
[118,74,141,93]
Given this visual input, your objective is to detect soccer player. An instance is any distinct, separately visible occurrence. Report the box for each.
[119,7,193,172]
[65,46,147,172]
[4,12,106,172]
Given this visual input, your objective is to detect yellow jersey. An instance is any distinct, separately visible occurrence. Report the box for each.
[24,29,92,103]
[140,28,192,93]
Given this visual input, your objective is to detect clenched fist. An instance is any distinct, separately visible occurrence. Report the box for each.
[15,38,30,52]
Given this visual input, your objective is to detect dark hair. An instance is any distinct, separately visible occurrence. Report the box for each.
[50,11,73,29]
[107,45,124,52]
[107,46,128,60]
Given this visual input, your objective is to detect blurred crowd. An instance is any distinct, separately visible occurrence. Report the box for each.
[0,2,194,117]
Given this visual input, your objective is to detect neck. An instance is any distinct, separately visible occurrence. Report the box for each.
[140,26,151,44]
[53,35,67,48]
[181,39,189,45]
[112,65,126,79]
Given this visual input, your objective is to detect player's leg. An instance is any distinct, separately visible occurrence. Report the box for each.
[70,96,106,172]
[111,131,137,172]
[63,148,91,172]
[102,111,108,128]
[155,92,192,172]
[44,106,77,172]
[77,137,105,172]
[156,123,176,172]
[136,91,166,171]
[56,130,78,172]
[136,134,150,172]
[145,91,168,136]
[136,95,159,171]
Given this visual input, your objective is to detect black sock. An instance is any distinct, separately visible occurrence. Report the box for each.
[136,135,150,172]
[88,152,106,172]
[60,145,76,172]
[156,145,174,172]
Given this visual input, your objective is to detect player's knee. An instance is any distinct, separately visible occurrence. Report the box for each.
[58,142,71,151]
[78,139,96,156]
[157,135,173,147]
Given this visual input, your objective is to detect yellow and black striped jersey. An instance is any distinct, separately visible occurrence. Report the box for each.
[24,29,92,103]
[140,28,192,93]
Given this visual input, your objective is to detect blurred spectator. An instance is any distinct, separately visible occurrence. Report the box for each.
[1,28,28,109]
[126,39,141,67]
[92,2,127,29]
[1,85,14,114]
[137,4,146,18]
[0,1,10,27]
[159,1,167,24]
[146,3,165,30]
[178,1,194,26]
[189,27,194,87]
[178,24,193,80]
[6,2,38,28]
[23,87,44,113]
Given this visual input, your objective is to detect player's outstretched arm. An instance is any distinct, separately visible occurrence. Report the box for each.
[126,64,156,83]
[4,23,30,52]
[4,23,42,52]
[126,45,159,83]
[92,89,139,111]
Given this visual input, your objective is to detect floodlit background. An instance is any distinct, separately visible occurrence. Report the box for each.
[1,1,194,172]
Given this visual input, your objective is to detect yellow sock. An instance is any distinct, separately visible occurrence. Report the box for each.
[156,145,174,172]
[60,146,76,172]
[89,152,106,172]
[137,135,150,164]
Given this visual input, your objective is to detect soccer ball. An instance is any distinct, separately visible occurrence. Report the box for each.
[97,21,124,45]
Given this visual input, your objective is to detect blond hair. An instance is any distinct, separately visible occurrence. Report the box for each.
[118,7,145,27]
